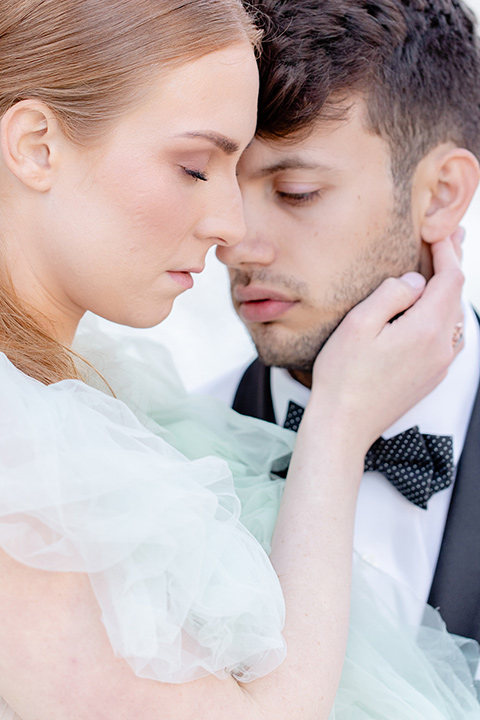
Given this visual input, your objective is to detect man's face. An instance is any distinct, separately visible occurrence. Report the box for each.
[216,100,422,376]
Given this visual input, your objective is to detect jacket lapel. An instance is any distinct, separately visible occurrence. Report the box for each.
[232,359,276,423]
[234,348,480,643]
[428,366,480,643]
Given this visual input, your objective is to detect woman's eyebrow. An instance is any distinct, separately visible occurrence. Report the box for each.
[176,131,239,155]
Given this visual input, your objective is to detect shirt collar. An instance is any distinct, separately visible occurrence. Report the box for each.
[271,298,480,464]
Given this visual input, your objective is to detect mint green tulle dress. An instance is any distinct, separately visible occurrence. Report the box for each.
[0,326,478,719]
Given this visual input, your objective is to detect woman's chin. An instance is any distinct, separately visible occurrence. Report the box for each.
[98,302,175,330]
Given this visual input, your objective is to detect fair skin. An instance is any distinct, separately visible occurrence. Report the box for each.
[217,98,479,386]
[0,44,258,343]
[0,47,467,720]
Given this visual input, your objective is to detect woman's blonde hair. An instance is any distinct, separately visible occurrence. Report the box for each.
[0,0,261,384]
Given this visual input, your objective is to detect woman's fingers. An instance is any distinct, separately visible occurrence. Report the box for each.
[430,234,464,278]
[340,272,426,338]
[406,237,465,350]
[449,227,465,262]
[388,237,464,333]
[381,241,465,384]
[311,235,466,448]
[331,235,463,347]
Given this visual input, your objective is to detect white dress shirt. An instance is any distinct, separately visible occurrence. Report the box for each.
[199,300,480,602]
[270,300,480,606]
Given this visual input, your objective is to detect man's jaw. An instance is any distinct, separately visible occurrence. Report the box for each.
[242,301,347,388]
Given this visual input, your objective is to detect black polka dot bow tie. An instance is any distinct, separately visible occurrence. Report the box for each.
[284,401,454,510]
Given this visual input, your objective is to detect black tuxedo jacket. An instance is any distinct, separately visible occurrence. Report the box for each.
[233,356,480,645]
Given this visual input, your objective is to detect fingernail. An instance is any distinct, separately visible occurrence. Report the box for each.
[401,272,426,290]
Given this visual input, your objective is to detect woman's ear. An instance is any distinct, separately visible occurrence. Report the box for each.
[416,145,480,244]
[0,100,60,192]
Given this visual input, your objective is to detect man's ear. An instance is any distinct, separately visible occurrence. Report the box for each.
[0,100,61,192]
[416,145,480,244]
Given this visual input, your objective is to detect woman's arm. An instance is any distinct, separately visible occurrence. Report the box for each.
[0,237,463,720]
[245,236,464,719]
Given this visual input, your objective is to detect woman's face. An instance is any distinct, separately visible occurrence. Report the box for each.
[28,43,259,338]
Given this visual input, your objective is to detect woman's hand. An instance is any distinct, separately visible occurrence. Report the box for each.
[310,234,464,454]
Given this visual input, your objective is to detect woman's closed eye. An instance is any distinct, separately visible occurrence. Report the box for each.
[182,167,208,182]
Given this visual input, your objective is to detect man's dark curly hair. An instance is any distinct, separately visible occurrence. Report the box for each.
[250,0,480,188]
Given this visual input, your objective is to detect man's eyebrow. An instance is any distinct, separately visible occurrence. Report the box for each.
[176,131,239,155]
[252,158,335,178]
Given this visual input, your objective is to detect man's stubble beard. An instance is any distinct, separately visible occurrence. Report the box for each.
[232,203,419,376]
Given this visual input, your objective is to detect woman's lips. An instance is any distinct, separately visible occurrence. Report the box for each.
[233,287,297,323]
[167,271,194,290]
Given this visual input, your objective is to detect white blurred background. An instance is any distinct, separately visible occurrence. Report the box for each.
[94,0,480,390]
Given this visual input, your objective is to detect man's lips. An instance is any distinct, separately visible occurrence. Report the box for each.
[233,286,297,323]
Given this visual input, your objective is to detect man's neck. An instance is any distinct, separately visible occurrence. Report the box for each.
[289,368,313,389]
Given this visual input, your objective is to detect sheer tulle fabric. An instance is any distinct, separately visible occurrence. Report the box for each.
[76,328,480,718]
[0,325,478,718]
[0,700,19,720]
[330,558,480,718]
[0,350,287,683]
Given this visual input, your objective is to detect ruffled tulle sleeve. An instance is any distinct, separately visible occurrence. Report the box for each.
[73,327,480,718]
[74,323,295,553]
[0,349,290,684]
